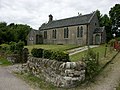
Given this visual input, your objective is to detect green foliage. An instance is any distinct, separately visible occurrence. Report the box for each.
[50,51,70,62]
[117,37,120,41]
[0,22,31,44]
[16,41,25,52]
[31,48,70,62]
[9,42,17,52]
[31,48,43,58]
[96,10,103,26]
[0,44,10,51]
[0,56,12,66]
[108,39,115,47]
[109,4,120,37]
[9,41,25,54]
[109,4,120,27]
[83,47,99,79]
[96,10,112,42]
[43,50,53,59]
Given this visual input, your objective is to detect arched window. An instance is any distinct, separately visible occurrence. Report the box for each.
[80,26,83,37]
[44,31,47,39]
[77,27,80,37]
[64,27,69,38]
[77,26,83,37]
[52,29,56,39]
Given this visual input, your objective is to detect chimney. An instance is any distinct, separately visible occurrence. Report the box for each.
[49,14,53,22]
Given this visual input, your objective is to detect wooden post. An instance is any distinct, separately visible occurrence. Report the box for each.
[96,52,99,65]
[104,44,107,57]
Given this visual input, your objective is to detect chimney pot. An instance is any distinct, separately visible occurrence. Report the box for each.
[49,14,53,22]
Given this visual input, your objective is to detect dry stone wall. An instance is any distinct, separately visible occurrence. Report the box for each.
[24,56,86,88]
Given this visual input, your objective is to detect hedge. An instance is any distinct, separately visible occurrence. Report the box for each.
[31,48,43,58]
[31,48,70,62]
[43,50,53,59]
[50,51,70,62]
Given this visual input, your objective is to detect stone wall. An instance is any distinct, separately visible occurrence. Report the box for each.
[7,54,20,64]
[24,56,86,88]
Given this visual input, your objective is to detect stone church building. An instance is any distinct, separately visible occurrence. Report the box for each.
[27,11,106,45]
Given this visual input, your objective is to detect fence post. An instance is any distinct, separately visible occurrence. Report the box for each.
[104,45,107,57]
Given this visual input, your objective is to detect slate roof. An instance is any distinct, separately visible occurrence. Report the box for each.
[40,12,95,30]
[94,27,105,33]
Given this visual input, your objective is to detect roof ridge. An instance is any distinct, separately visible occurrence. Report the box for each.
[40,12,95,30]
[50,13,93,23]
[88,11,96,23]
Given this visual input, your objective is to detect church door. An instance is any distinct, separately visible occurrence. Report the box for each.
[95,34,101,44]
[36,35,43,44]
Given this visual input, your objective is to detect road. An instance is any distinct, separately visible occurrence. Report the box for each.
[0,66,34,90]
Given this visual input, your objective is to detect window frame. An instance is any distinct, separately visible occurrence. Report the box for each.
[52,29,57,39]
[44,31,47,39]
[80,26,83,37]
[64,27,69,38]
[77,26,83,38]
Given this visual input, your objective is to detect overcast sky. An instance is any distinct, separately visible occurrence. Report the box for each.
[0,0,119,29]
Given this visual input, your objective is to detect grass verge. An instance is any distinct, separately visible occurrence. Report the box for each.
[15,72,59,90]
[70,45,117,63]
[0,56,12,66]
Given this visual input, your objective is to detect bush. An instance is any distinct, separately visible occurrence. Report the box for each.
[16,41,25,53]
[15,41,25,63]
[43,50,53,59]
[51,51,70,62]
[31,48,43,58]
[0,46,2,50]
[31,48,70,62]
[83,47,99,79]
[108,39,115,47]
[117,37,120,41]
[9,42,16,52]
[0,44,10,51]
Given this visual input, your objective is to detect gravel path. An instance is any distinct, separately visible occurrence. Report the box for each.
[72,52,120,90]
[0,66,35,90]
[68,45,99,55]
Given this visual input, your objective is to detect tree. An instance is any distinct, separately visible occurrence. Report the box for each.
[109,4,120,27]
[0,22,31,45]
[101,14,112,42]
[96,10,112,42]
[96,10,103,26]
[109,4,120,37]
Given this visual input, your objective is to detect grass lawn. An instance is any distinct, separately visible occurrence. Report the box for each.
[70,45,117,63]
[70,45,106,62]
[25,44,79,53]
[0,56,12,66]
[70,44,118,69]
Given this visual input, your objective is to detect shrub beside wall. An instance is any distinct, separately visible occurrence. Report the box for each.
[50,51,70,62]
[43,50,53,59]
[83,47,99,80]
[31,48,43,58]
[31,48,70,62]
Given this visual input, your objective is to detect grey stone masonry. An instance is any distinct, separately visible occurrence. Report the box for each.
[23,56,86,88]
